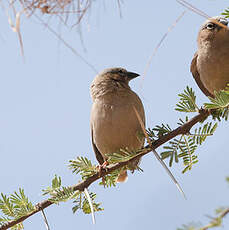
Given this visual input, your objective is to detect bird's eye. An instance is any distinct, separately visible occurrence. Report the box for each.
[118,69,124,74]
[206,23,215,30]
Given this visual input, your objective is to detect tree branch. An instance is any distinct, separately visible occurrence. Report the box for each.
[0,109,210,230]
[200,208,229,230]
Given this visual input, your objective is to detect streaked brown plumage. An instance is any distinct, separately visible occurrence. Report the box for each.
[191,16,229,97]
[90,67,145,182]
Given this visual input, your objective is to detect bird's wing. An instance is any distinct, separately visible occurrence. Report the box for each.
[190,52,214,98]
[91,127,104,165]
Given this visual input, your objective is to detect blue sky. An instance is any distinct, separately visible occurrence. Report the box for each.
[0,0,229,229]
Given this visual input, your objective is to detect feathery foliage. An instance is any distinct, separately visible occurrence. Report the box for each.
[204,87,229,121]
[0,189,34,229]
[159,120,216,173]
[176,86,199,112]
[98,170,120,187]
[42,175,103,215]
[69,157,97,180]
[107,148,140,164]
[161,87,218,173]
[222,8,229,18]
[177,207,229,230]
[177,222,201,230]
[72,192,103,214]
[42,175,77,203]
[153,123,172,137]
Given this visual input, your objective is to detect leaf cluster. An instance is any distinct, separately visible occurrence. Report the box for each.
[162,121,217,174]
[42,175,103,215]
[177,207,229,230]
[106,148,139,164]
[176,86,199,112]
[161,87,219,173]
[222,9,229,18]
[69,157,97,180]
[98,170,120,187]
[72,192,103,214]
[0,189,34,229]
[42,175,77,203]
[204,88,229,121]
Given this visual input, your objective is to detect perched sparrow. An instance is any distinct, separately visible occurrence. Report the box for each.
[90,67,145,182]
[191,16,229,97]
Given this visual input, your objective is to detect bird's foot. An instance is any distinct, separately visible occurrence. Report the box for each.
[96,161,109,177]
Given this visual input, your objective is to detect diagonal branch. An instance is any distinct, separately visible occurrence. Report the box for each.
[200,208,229,230]
[0,109,210,230]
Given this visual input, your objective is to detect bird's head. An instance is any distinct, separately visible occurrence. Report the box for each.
[99,67,140,84]
[90,67,140,100]
[198,16,229,45]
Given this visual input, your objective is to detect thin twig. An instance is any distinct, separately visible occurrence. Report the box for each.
[176,0,228,30]
[41,209,51,230]
[142,11,186,80]
[133,106,186,199]
[176,0,210,18]
[84,188,95,224]
[33,13,98,74]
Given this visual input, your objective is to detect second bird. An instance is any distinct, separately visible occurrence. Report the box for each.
[90,67,145,182]
[191,16,229,98]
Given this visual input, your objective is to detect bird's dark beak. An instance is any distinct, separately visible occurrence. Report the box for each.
[127,71,140,80]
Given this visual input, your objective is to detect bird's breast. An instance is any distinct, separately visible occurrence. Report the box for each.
[197,43,229,95]
[91,93,145,157]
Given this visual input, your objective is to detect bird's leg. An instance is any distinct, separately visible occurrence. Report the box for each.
[97,161,109,177]
[96,161,109,186]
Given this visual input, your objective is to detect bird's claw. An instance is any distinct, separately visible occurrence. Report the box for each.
[96,161,108,177]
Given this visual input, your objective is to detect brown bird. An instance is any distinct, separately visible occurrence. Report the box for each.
[90,67,145,182]
[191,16,229,98]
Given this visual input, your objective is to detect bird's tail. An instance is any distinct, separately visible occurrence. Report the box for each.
[116,170,128,183]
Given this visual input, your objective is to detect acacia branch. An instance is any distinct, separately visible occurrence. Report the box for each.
[200,208,229,230]
[0,109,210,230]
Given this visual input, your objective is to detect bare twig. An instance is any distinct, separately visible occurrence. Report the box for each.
[0,108,210,230]
[33,13,98,74]
[142,11,186,79]
[176,0,210,18]
[84,188,95,224]
[40,209,50,230]
[133,106,186,199]
[176,0,228,30]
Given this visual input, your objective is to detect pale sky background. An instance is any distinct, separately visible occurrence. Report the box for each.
[0,0,229,229]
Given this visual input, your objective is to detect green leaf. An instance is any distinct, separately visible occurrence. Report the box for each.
[42,175,62,196]
[48,187,78,204]
[161,137,183,165]
[205,90,229,109]
[69,157,97,180]
[175,87,199,112]
[190,122,217,145]
[82,193,103,214]
[222,8,229,18]
[99,170,119,187]
[153,123,172,137]
[72,192,103,214]
[10,188,34,217]
[107,148,141,164]
[0,189,34,229]
[0,193,15,218]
